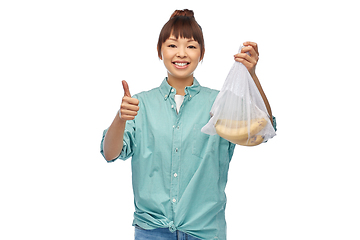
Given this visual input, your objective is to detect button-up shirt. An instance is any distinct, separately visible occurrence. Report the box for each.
[100,78,276,240]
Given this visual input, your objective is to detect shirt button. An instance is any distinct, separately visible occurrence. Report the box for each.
[164,95,168,98]
[177,126,180,129]
[171,89,174,92]
[190,95,192,98]
[175,148,178,152]
[172,198,176,203]
[173,125,175,128]
[174,173,177,177]
[171,105,174,108]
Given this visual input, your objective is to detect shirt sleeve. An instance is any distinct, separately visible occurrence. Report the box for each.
[228,142,236,160]
[100,119,136,163]
[272,115,277,132]
[261,115,277,144]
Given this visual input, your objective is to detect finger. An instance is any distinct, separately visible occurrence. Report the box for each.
[121,102,140,111]
[123,96,139,105]
[243,42,259,56]
[243,42,258,55]
[120,109,138,117]
[235,57,253,71]
[235,57,257,70]
[234,53,256,65]
[241,46,259,61]
[241,46,255,56]
[122,80,131,97]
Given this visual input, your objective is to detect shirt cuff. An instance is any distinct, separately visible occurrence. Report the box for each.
[272,115,277,132]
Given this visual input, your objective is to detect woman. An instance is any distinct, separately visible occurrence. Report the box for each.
[100,9,276,240]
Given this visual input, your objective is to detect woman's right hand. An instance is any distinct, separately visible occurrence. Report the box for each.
[103,80,139,161]
[119,80,140,121]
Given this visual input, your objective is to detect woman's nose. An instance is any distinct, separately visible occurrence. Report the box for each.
[176,47,187,57]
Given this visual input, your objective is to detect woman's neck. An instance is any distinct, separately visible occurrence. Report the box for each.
[167,75,194,96]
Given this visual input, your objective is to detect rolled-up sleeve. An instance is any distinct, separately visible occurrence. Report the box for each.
[100,119,136,163]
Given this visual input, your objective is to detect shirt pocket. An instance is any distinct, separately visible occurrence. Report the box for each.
[192,124,213,158]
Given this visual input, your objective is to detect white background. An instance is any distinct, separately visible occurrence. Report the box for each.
[1,0,359,239]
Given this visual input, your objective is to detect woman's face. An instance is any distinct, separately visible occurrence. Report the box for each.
[160,35,202,81]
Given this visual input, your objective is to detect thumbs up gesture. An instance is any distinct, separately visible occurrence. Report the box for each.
[119,80,140,121]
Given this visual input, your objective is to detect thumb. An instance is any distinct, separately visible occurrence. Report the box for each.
[122,80,131,97]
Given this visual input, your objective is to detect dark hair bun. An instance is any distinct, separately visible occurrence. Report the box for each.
[170,9,195,19]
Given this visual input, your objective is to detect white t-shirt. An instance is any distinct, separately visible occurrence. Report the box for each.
[174,95,185,114]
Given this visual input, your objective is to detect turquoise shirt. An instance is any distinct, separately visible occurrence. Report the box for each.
[100,78,276,240]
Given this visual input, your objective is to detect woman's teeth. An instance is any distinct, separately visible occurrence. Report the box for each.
[174,62,188,66]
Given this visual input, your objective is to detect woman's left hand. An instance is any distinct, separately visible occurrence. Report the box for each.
[234,41,259,77]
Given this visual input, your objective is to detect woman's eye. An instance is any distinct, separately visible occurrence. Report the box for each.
[188,45,197,49]
[168,44,176,48]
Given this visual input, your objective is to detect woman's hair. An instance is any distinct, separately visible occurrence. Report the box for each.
[157,9,205,60]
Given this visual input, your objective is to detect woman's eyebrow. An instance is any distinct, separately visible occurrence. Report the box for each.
[167,38,196,42]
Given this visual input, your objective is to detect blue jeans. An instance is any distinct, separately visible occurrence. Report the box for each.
[134,225,201,240]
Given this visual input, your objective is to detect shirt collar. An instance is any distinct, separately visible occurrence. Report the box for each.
[159,77,201,101]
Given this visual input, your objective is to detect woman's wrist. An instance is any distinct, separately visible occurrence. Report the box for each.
[116,109,127,125]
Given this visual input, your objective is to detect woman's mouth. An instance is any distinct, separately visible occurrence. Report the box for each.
[173,62,190,69]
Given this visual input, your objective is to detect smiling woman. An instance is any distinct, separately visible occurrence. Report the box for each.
[157,9,205,60]
[154,10,205,95]
[100,8,274,240]
[160,36,202,94]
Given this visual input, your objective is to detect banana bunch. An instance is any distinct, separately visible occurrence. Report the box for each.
[215,118,267,146]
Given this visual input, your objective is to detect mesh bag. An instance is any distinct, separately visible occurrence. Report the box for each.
[201,46,276,146]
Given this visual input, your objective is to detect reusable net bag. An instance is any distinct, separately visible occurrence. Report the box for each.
[201,46,276,146]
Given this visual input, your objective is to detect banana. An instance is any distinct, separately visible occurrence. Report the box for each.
[235,135,264,146]
[215,118,267,144]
